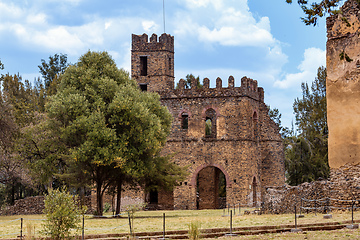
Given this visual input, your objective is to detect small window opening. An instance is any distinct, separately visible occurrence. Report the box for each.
[233,179,236,183]
[168,57,172,71]
[253,111,258,138]
[140,56,148,76]
[139,84,147,91]
[181,113,189,129]
[204,108,217,138]
[205,118,212,136]
[184,182,188,185]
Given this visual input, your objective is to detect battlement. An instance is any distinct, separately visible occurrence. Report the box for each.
[132,33,174,52]
[161,76,264,102]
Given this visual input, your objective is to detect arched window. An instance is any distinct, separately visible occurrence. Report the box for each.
[205,108,217,138]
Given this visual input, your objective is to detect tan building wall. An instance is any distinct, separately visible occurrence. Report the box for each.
[327,0,360,168]
[120,33,285,210]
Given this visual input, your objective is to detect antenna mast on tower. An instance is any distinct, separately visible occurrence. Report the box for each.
[163,0,166,33]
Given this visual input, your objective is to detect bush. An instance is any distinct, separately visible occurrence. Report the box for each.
[103,202,111,213]
[188,221,201,240]
[41,188,84,240]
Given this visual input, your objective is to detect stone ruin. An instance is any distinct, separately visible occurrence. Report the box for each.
[263,163,360,214]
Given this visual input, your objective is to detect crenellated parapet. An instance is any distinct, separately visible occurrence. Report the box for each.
[132,33,174,53]
[162,76,264,102]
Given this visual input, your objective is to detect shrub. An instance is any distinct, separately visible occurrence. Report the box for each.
[188,221,201,240]
[103,202,111,213]
[41,188,84,240]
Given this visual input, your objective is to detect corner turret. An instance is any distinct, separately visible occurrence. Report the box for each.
[131,33,174,92]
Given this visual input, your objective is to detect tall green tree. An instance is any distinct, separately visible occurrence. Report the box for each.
[38,53,68,95]
[268,107,291,138]
[46,51,184,215]
[285,66,329,185]
[1,74,45,126]
[286,0,352,26]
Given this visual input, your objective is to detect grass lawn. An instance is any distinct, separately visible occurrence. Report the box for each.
[0,208,360,239]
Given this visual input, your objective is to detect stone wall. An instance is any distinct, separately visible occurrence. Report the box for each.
[131,33,174,92]
[327,0,360,168]
[263,163,360,214]
[0,195,93,215]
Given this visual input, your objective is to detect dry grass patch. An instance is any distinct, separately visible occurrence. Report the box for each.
[0,209,360,238]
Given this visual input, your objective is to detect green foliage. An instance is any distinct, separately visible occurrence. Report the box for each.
[268,107,291,138]
[45,50,184,216]
[188,221,201,240]
[0,59,4,70]
[176,74,202,89]
[341,17,351,27]
[286,0,344,26]
[42,188,84,240]
[205,119,212,136]
[0,74,46,126]
[16,112,68,187]
[103,202,111,213]
[0,100,17,148]
[286,66,329,185]
[38,53,68,94]
[339,51,353,62]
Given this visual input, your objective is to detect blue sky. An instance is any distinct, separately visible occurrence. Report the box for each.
[0,0,328,128]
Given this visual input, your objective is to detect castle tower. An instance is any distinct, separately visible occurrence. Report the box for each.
[326,0,360,168]
[131,33,174,92]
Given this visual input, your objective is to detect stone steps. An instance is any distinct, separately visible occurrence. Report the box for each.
[82,220,360,239]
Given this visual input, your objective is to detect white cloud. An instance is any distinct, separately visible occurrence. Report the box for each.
[184,0,220,8]
[174,0,274,47]
[105,21,112,30]
[274,48,326,89]
[142,21,158,33]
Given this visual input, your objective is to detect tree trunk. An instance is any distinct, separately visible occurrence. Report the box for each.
[10,184,15,205]
[96,183,103,216]
[115,179,122,215]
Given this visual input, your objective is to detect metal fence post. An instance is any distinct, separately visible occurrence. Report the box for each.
[82,215,85,240]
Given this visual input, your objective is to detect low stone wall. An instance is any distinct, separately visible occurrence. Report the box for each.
[0,196,45,215]
[0,196,93,216]
[263,163,360,214]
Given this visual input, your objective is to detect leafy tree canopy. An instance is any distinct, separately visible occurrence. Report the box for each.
[176,74,202,89]
[286,0,349,26]
[45,51,183,215]
[39,53,68,95]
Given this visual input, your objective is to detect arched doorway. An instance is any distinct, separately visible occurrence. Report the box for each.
[196,166,226,209]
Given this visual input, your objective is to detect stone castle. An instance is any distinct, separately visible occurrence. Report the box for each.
[129,33,285,210]
[327,0,360,168]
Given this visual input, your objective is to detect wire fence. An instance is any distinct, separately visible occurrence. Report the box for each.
[1,197,359,239]
[0,213,129,239]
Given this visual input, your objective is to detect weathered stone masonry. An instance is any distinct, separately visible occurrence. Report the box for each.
[327,0,360,168]
[130,33,285,210]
